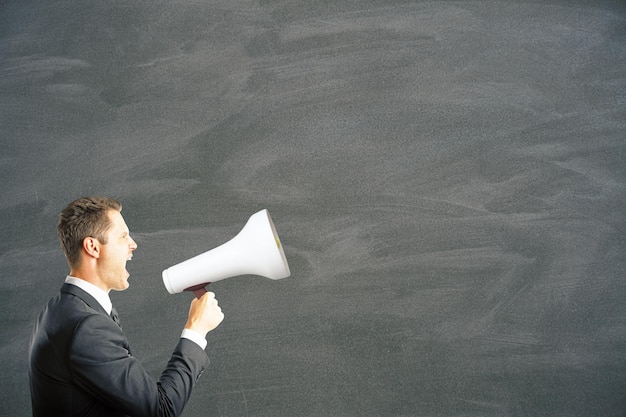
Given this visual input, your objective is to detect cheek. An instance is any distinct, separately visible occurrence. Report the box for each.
[108,245,128,262]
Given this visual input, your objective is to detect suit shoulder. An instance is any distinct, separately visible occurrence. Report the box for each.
[35,290,110,341]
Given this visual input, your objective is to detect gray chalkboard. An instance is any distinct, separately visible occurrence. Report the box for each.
[1,0,625,416]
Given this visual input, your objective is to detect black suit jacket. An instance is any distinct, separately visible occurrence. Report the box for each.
[29,283,209,417]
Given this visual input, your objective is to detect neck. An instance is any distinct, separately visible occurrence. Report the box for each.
[69,266,109,293]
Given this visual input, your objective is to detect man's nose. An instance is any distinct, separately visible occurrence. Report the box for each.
[129,236,138,250]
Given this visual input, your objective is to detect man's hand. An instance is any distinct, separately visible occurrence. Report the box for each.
[185,292,224,337]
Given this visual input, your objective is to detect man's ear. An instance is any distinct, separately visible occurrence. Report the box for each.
[82,237,101,259]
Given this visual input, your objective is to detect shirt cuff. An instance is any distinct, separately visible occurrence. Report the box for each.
[181,329,207,350]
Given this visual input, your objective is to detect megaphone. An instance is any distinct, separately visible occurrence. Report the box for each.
[162,209,290,297]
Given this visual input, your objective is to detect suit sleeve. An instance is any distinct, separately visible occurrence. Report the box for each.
[69,312,209,417]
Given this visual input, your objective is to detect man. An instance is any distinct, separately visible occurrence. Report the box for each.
[29,196,224,416]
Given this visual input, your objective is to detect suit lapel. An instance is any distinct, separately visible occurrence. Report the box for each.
[60,283,132,355]
[60,283,109,316]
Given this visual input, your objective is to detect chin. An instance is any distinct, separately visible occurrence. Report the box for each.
[116,276,130,291]
[113,283,130,292]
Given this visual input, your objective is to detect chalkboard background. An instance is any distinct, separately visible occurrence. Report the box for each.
[1,1,625,416]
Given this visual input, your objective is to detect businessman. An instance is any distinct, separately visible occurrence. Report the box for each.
[29,196,224,417]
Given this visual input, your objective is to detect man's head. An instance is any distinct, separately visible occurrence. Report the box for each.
[58,196,137,292]
[58,197,123,268]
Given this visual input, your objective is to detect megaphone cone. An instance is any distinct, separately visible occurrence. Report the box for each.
[162,209,290,296]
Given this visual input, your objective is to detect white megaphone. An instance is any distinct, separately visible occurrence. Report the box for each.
[162,209,290,297]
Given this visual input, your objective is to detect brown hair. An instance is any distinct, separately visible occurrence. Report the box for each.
[57,196,122,267]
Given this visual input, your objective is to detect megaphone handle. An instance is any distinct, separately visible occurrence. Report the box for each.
[185,283,210,299]
[193,286,207,298]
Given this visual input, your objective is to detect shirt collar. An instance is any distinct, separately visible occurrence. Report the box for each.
[64,275,113,315]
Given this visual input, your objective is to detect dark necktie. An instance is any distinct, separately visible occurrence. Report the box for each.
[110,306,121,328]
